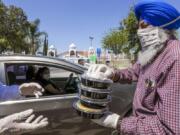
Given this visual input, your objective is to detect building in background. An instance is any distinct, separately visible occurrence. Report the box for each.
[59,43,89,66]
[88,46,97,64]
[60,43,88,58]
[47,45,57,57]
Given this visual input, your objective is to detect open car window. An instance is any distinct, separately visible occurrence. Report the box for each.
[5,63,79,99]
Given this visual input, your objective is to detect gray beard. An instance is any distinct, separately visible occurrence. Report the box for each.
[138,44,164,67]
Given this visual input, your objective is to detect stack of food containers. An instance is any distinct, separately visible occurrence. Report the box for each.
[73,73,112,119]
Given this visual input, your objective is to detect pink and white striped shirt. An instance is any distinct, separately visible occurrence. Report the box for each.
[114,40,180,134]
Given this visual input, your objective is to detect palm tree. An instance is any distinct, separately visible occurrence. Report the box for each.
[28,19,46,55]
[43,34,48,56]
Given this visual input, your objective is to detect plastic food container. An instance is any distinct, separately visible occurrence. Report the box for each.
[80,74,112,89]
[73,100,108,119]
[80,95,111,109]
[73,73,113,119]
[79,84,111,99]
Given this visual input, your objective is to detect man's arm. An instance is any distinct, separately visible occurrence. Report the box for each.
[0,83,21,100]
[112,62,141,83]
[119,59,180,134]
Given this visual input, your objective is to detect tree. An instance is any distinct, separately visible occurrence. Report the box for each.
[102,9,140,57]
[102,30,127,54]
[0,1,12,53]
[0,1,48,54]
[122,9,140,56]
[0,1,30,53]
[27,19,46,55]
[6,5,30,53]
[43,34,48,56]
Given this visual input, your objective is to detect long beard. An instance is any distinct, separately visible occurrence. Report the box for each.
[138,44,164,67]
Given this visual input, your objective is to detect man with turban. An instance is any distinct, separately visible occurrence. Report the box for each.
[88,0,180,134]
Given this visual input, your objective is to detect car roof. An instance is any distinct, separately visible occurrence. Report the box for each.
[0,55,87,73]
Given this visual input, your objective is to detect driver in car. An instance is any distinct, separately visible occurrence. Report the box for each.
[35,67,64,95]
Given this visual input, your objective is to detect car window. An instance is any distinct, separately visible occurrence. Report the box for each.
[6,64,28,85]
[47,67,73,78]
[5,63,79,100]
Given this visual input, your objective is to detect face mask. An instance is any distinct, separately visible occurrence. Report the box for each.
[42,74,50,80]
[137,27,169,49]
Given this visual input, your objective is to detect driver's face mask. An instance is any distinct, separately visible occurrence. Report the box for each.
[42,74,50,80]
[137,27,169,50]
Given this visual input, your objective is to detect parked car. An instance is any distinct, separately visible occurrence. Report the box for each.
[0,55,135,135]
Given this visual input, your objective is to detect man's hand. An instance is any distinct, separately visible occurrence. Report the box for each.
[87,64,115,80]
[19,83,44,98]
[0,109,48,135]
[92,112,120,129]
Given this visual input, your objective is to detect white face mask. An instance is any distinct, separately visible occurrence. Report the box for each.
[137,27,169,66]
[137,27,169,50]
[42,74,50,80]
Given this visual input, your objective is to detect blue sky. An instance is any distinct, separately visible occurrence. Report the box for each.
[3,0,180,52]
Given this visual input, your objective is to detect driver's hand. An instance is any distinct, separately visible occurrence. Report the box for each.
[19,83,44,98]
[87,64,115,80]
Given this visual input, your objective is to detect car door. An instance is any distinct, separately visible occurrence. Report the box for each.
[0,61,113,135]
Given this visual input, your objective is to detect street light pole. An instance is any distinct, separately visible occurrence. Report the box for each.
[133,0,136,7]
[89,36,94,47]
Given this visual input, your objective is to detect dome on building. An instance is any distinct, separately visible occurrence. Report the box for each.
[49,45,55,49]
[69,43,76,50]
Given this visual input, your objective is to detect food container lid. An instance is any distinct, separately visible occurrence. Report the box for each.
[80,74,113,84]
[80,95,111,105]
[73,100,108,114]
[79,84,112,93]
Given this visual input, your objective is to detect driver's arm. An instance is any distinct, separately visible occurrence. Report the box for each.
[44,83,64,94]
